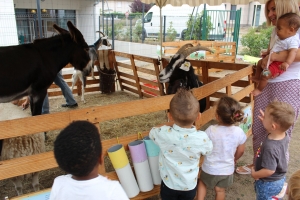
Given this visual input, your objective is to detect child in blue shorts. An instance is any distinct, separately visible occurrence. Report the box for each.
[251,101,295,200]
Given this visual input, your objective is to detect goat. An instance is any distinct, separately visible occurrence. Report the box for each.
[71,31,111,103]
[159,44,213,113]
[0,102,45,196]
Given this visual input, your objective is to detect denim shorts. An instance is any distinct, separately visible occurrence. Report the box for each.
[254,177,285,200]
[160,181,196,200]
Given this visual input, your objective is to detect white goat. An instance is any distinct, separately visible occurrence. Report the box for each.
[0,102,45,196]
[71,32,111,103]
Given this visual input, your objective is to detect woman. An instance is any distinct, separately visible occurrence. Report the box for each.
[236,0,300,174]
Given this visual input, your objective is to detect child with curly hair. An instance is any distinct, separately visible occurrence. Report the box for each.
[197,96,247,200]
[49,121,128,200]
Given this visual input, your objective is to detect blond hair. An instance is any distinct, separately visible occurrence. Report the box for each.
[169,88,199,126]
[265,0,300,26]
[288,170,300,200]
[266,101,295,132]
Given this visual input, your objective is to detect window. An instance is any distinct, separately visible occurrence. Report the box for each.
[230,5,236,20]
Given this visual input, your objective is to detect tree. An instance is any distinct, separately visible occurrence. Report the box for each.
[240,27,273,57]
[129,0,152,13]
[184,12,213,40]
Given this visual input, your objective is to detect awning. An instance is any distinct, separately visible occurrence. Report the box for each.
[142,0,266,7]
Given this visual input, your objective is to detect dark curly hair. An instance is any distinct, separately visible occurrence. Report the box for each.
[216,96,244,125]
[54,120,102,177]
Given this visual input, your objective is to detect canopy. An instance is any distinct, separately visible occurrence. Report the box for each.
[141,0,266,58]
[142,0,266,7]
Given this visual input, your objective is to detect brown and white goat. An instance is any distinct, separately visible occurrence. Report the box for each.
[71,31,111,103]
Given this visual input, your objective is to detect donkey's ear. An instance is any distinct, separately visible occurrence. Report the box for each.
[53,24,69,34]
[67,21,86,45]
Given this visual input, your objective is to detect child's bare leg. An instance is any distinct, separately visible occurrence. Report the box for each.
[214,186,225,200]
[197,180,207,200]
[252,73,271,96]
[251,59,263,83]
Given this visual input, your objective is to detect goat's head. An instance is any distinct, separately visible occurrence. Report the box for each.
[159,44,213,83]
[96,31,111,48]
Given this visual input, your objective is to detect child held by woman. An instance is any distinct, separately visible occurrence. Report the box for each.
[252,13,300,96]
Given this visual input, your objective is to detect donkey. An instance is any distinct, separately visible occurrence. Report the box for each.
[71,31,111,103]
[159,44,213,113]
[0,21,90,116]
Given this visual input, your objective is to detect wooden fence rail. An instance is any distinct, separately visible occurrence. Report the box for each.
[0,57,254,200]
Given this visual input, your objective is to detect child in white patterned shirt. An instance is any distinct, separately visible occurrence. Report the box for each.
[149,88,213,200]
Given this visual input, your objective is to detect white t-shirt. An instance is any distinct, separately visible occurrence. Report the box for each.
[268,28,300,83]
[49,174,129,200]
[149,124,213,191]
[201,125,247,175]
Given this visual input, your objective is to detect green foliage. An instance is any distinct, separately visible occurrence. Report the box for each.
[240,27,273,57]
[129,12,143,19]
[184,12,213,40]
[133,19,143,41]
[107,23,124,38]
[166,22,177,41]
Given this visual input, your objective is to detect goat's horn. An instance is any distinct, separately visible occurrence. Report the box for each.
[96,31,105,37]
[176,43,193,54]
[182,44,213,58]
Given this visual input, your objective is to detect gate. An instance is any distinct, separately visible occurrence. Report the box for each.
[201,8,241,47]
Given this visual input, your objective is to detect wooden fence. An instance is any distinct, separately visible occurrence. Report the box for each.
[0,57,254,200]
[162,40,236,63]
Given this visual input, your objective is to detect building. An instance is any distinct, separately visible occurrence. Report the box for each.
[1,0,266,47]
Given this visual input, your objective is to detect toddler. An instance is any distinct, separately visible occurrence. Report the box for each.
[287,170,300,200]
[252,13,300,96]
[197,96,247,200]
[49,120,129,200]
[251,101,295,199]
[149,88,213,200]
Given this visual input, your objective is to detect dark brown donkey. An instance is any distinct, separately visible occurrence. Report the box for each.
[0,21,91,116]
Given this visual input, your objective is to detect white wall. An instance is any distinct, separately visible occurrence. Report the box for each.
[0,0,19,46]
[102,1,133,13]
[14,0,80,10]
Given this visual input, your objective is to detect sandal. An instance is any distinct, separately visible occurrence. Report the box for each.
[236,164,253,175]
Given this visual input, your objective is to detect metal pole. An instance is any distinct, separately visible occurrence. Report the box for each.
[163,16,166,42]
[111,14,114,50]
[160,7,163,57]
[36,0,43,38]
[190,6,199,40]
[130,18,132,42]
[142,3,145,43]
[102,0,105,33]
[201,4,207,40]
